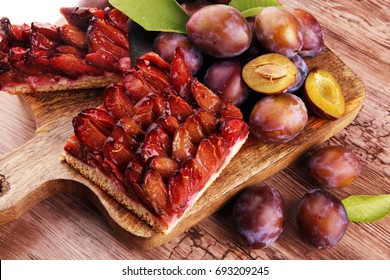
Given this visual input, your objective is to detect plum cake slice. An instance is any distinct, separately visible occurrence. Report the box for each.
[63,49,249,233]
[0,7,130,94]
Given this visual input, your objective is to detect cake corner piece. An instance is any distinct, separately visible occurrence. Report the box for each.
[62,50,249,234]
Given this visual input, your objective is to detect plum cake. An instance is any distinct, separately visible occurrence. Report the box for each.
[63,49,249,233]
[0,7,130,94]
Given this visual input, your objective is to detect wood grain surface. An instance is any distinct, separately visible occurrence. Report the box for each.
[0,0,389,260]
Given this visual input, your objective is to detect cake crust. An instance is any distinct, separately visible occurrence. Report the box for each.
[63,152,168,231]
[0,73,121,95]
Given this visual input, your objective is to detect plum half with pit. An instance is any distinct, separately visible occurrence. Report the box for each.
[242,53,298,95]
[233,185,286,249]
[249,93,308,143]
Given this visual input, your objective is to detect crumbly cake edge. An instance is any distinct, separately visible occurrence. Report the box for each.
[165,133,249,233]
[62,151,168,233]
[62,131,249,235]
[1,73,121,95]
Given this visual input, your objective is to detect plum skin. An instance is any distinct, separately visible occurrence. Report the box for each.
[297,189,348,249]
[249,93,308,143]
[152,32,203,75]
[233,185,286,249]
[77,0,109,9]
[186,4,252,58]
[285,7,324,57]
[307,146,362,188]
[203,59,250,106]
[288,55,309,92]
[255,6,303,58]
[180,1,211,17]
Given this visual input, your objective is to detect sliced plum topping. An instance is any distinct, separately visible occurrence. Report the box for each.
[73,115,108,155]
[181,158,205,196]
[64,134,83,158]
[77,108,115,135]
[1,6,130,91]
[192,79,222,114]
[194,110,218,136]
[137,52,171,71]
[59,24,88,49]
[144,170,170,216]
[149,156,180,183]
[106,8,129,33]
[138,124,172,163]
[171,47,194,104]
[168,171,190,213]
[90,18,129,50]
[103,84,134,120]
[50,53,104,78]
[103,138,136,171]
[220,118,249,146]
[182,115,205,146]
[60,7,104,30]
[30,29,61,50]
[125,159,145,186]
[155,115,180,137]
[172,126,197,162]
[220,103,243,120]
[31,22,61,42]
[195,135,229,174]
[166,94,193,122]
[54,45,86,58]
[122,70,155,103]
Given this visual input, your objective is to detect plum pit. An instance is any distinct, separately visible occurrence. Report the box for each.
[242,53,298,95]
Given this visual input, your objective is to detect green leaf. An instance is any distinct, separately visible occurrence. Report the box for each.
[342,195,390,223]
[109,0,189,33]
[229,0,283,17]
[241,7,266,18]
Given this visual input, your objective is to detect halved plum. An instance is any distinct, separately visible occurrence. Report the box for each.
[242,53,298,95]
[304,69,345,120]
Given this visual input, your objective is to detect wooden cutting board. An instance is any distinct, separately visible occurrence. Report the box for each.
[0,47,365,249]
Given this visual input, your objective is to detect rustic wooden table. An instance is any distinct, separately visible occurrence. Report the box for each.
[0,0,389,260]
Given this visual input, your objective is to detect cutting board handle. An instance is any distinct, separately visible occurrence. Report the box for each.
[0,89,108,228]
[0,133,65,226]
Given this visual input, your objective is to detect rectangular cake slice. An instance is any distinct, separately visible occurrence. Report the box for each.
[0,7,130,95]
[63,49,249,233]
